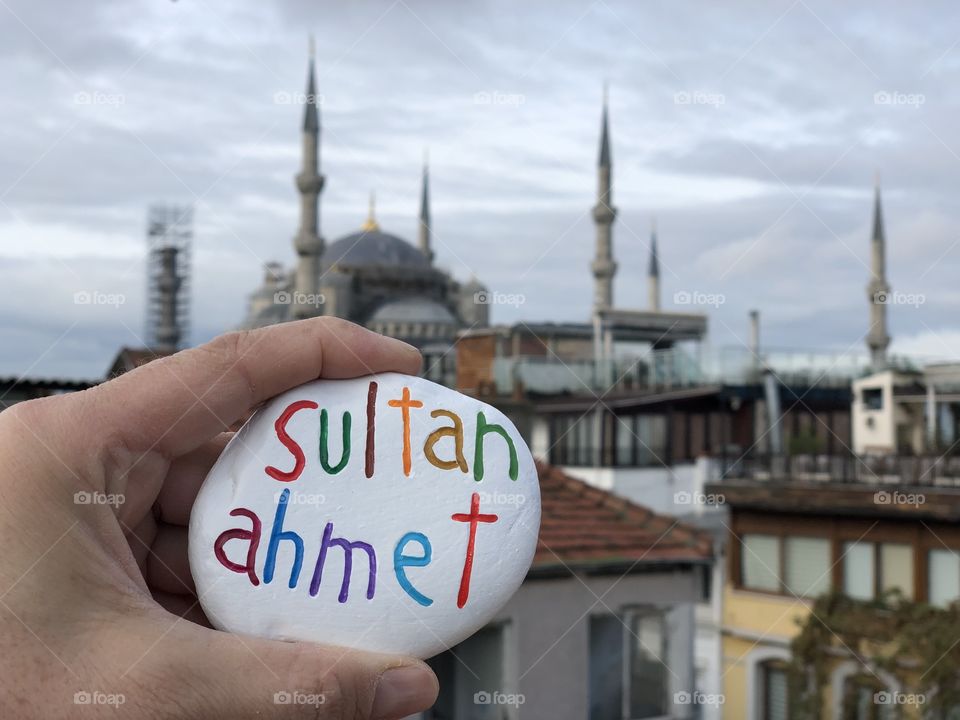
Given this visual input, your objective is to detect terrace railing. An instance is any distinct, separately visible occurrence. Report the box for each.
[491,346,925,396]
[717,452,960,488]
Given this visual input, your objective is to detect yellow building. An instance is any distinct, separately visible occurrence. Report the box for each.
[707,458,960,719]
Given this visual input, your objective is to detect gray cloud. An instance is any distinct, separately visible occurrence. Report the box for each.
[3,0,960,378]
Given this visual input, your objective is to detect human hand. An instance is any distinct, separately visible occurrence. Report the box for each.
[0,318,439,718]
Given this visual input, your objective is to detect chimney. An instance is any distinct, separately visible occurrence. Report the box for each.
[749,310,760,359]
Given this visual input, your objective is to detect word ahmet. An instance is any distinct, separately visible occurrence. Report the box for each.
[213,381,520,609]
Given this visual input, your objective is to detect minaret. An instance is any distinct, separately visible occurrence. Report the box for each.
[648,218,660,311]
[867,174,891,370]
[418,152,434,264]
[292,36,325,319]
[591,85,617,312]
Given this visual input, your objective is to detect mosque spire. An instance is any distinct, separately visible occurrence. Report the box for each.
[361,191,380,232]
[303,34,319,133]
[871,170,885,250]
[292,34,325,320]
[648,217,661,311]
[598,81,611,167]
[591,83,617,312]
[419,150,434,264]
[866,172,891,370]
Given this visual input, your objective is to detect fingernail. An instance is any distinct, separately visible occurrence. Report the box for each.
[371,665,438,719]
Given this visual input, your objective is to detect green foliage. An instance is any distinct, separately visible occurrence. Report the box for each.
[789,592,960,719]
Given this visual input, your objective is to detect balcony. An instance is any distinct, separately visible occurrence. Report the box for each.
[491,345,925,396]
[717,452,960,488]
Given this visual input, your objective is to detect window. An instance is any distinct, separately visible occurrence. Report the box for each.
[758,660,789,720]
[839,541,914,601]
[842,675,892,720]
[609,414,667,468]
[862,388,883,411]
[637,415,667,466]
[589,610,668,720]
[929,549,960,607]
[589,615,623,720]
[740,535,832,597]
[880,544,913,600]
[615,414,634,466]
[576,414,592,466]
[742,534,781,592]
[560,416,575,465]
[843,542,875,601]
[628,612,667,718]
[784,537,830,596]
[425,624,508,719]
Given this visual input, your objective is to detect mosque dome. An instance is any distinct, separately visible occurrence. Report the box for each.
[324,193,429,269]
[324,230,429,269]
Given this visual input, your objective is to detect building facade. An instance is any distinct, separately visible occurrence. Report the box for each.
[422,462,712,720]
[707,463,960,719]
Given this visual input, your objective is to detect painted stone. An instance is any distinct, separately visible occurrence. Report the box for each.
[188,372,541,659]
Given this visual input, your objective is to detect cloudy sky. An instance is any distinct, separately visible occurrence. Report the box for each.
[3,0,960,379]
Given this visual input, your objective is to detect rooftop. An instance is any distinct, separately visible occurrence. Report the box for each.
[533,461,712,575]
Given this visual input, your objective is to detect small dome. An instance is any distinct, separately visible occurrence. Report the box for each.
[369,298,457,325]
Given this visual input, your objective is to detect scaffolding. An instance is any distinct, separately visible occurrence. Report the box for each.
[144,204,193,350]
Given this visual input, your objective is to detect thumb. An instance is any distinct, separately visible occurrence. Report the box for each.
[173,630,438,719]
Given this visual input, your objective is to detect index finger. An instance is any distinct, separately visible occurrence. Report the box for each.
[83,317,421,462]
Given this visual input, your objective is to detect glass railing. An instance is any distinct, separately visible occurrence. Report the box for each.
[716,452,960,488]
[491,346,930,395]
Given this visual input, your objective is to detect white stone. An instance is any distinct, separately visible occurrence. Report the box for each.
[188,372,540,659]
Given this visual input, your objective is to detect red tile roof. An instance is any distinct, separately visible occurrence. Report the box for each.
[533,461,712,573]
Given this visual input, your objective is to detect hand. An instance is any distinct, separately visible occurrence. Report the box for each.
[0,318,439,718]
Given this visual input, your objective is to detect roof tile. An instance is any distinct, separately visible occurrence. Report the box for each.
[533,461,712,570]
